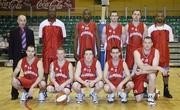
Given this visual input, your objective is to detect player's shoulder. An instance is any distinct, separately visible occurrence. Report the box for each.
[55,19,65,25]
[164,24,172,30]
[40,19,48,25]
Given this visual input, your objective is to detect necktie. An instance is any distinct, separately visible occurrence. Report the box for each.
[21,28,26,49]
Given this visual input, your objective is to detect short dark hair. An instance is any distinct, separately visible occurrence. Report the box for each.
[110,10,118,14]
[132,9,141,14]
[84,48,93,54]
[111,46,120,52]
[143,36,152,41]
[27,45,35,49]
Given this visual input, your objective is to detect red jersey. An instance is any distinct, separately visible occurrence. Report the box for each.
[105,24,122,51]
[148,24,173,67]
[53,60,70,84]
[21,56,39,80]
[107,59,124,87]
[42,25,63,57]
[137,47,155,66]
[126,22,144,69]
[77,21,97,59]
[80,58,97,81]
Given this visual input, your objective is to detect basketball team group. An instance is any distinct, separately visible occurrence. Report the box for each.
[9,7,174,106]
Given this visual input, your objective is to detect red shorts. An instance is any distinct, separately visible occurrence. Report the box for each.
[132,74,147,95]
[18,77,37,88]
[43,56,57,74]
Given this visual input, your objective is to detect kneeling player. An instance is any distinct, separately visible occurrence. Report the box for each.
[104,47,134,103]
[12,45,46,102]
[47,47,73,103]
[132,36,167,106]
[72,48,104,104]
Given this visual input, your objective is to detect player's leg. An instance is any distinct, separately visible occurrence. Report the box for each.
[38,81,46,102]
[147,73,156,106]
[104,83,115,103]
[72,81,84,103]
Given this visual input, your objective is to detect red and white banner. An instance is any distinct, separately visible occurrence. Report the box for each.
[0,0,75,11]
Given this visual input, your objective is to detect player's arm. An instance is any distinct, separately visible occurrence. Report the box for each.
[61,22,67,46]
[74,23,79,59]
[30,60,44,89]
[121,26,126,45]
[95,24,101,59]
[103,62,113,85]
[12,59,22,79]
[74,61,86,85]
[49,62,59,86]
[120,62,131,85]
[101,26,107,46]
[169,26,174,42]
[124,24,129,45]
[143,23,148,38]
[93,60,103,83]
[39,22,43,44]
[61,63,74,87]
[134,50,161,74]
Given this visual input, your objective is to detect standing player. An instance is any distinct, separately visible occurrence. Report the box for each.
[148,12,173,98]
[47,47,73,102]
[125,10,148,71]
[11,45,46,101]
[102,11,125,61]
[74,9,100,60]
[72,49,104,104]
[104,47,134,103]
[132,36,167,105]
[39,7,66,82]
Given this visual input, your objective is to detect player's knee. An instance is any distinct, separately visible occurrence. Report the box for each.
[72,82,81,90]
[96,81,104,89]
[47,85,55,92]
[39,81,46,89]
[104,84,111,93]
[12,78,20,87]
[127,81,134,89]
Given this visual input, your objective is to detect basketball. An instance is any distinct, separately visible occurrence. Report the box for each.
[55,93,67,104]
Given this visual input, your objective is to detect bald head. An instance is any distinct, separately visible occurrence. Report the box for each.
[155,11,165,23]
[17,15,27,28]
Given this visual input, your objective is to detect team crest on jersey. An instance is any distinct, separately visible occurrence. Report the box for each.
[56,67,58,71]
[113,31,115,34]
[25,65,27,68]
[82,26,85,29]
[59,69,62,72]
[135,28,138,31]
[83,68,87,71]
[110,68,114,71]
[131,27,134,30]
[109,29,112,33]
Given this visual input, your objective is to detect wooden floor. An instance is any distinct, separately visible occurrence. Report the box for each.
[0,67,180,110]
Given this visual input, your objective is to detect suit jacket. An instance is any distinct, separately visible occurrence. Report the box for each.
[9,26,35,67]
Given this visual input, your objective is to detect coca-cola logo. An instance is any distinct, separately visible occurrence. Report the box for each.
[0,0,24,9]
[0,0,74,10]
[36,0,72,10]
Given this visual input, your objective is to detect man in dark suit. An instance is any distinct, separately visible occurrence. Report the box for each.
[9,15,35,100]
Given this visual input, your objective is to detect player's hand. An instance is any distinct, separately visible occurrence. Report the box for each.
[55,83,60,91]
[74,54,79,61]
[89,81,95,88]
[159,67,168,76]
[9,59,13,64]
[84,80,90,88]
[58,85,65,91]
[136,69,143,75]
